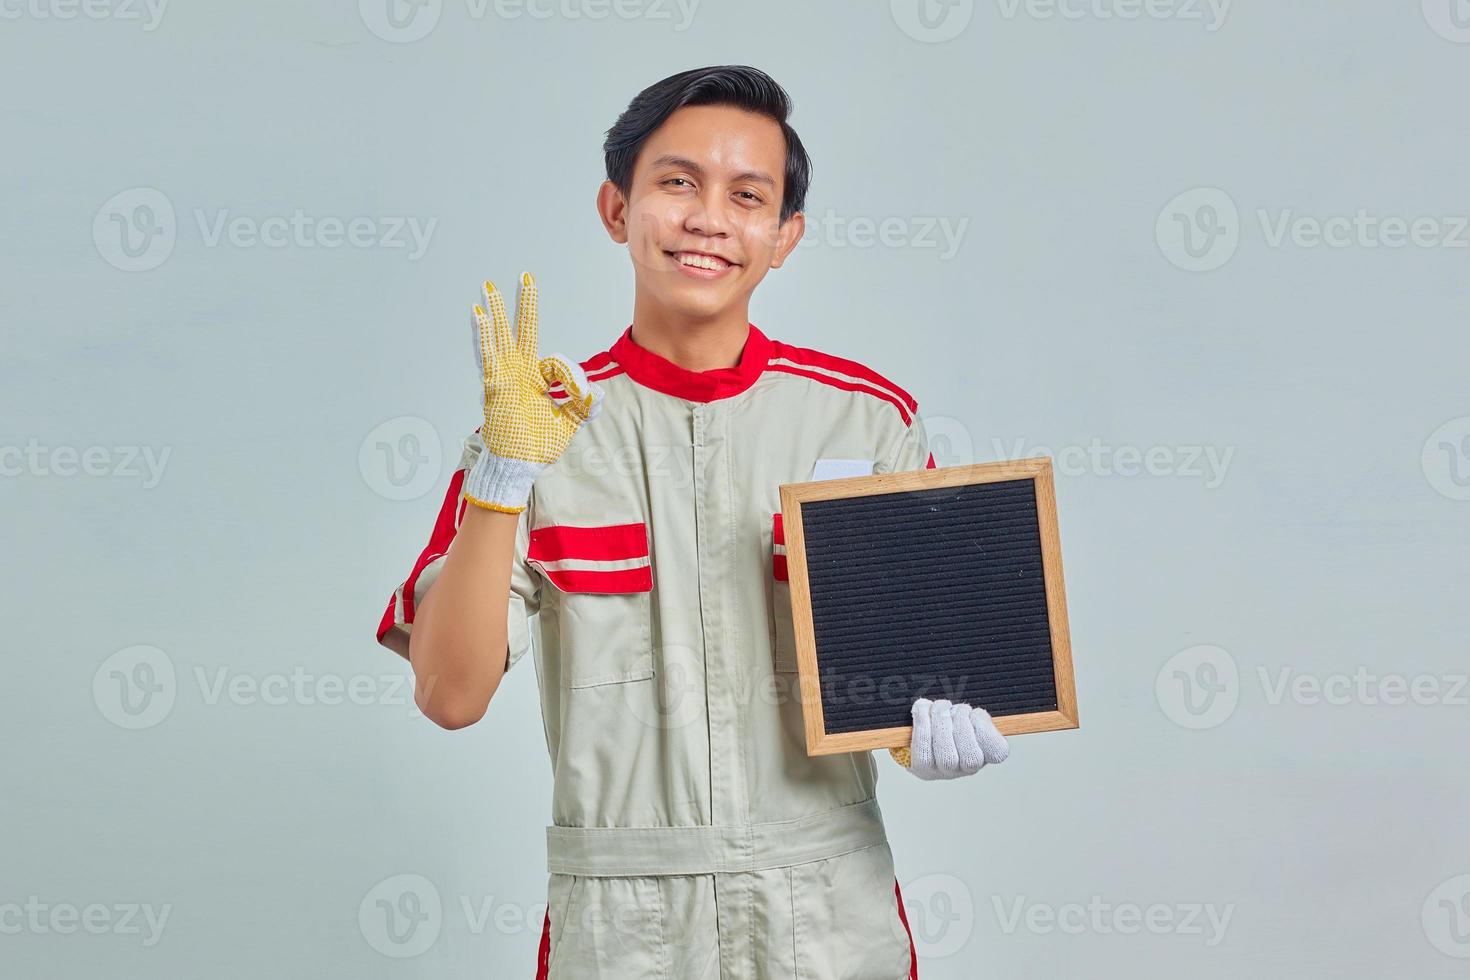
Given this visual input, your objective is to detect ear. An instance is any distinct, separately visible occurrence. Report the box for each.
[768,210,805,270]
[596,180,629,244]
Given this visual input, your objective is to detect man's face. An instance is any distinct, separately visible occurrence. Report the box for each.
[599,104,804,322]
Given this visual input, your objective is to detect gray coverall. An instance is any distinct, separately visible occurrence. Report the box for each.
[378,323,936,978]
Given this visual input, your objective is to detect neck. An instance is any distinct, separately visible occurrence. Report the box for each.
[629,290,751,371]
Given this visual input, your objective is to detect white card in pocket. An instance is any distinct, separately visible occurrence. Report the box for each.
[810,457,876,481]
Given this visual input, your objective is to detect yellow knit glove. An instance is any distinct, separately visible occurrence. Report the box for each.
[462,272,604,514]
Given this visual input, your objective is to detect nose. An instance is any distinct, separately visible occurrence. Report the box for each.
[682,186,735,240]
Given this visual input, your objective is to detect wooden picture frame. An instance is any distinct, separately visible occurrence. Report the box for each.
[779,457,1079,757]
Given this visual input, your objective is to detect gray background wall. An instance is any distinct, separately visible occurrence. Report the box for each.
[3,1,1468,976]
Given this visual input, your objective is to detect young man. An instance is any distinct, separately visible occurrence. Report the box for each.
[376,65,1009,979]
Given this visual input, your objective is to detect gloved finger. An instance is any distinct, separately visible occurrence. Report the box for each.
[479,279,514,358]
[971,707,1010,765]
[513,271,539,359]
[541,353,604,424]
[951,702,986,775]
[909,697,935,774]
[930,699,960,777]
[471,305,491,381]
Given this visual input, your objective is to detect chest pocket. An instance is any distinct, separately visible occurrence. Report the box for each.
[528,521,655,689]
[771,512,798,673]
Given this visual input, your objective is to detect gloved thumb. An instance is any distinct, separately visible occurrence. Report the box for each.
[540,352,604,423]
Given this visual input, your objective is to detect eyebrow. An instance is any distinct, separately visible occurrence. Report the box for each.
[647,154,777,189]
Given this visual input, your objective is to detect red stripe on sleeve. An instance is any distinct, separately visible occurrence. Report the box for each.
[542,566,653,594]
[375,467,467,643]
[772,513,788,581]
[528,522,648,563]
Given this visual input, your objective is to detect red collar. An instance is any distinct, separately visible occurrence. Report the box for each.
[609,322,773,402]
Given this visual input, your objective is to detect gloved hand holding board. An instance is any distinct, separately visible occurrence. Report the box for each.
[777,457,1080,758]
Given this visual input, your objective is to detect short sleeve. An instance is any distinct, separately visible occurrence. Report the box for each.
[874,407,936,474]
[375,430,542,672]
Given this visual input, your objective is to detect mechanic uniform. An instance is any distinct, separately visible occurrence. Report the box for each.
[377,322,938,979]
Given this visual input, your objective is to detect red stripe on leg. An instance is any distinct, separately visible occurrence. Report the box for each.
[895,876,918,979]
[535,907,550,979]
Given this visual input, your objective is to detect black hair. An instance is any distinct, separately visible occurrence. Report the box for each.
[603,65,812,224]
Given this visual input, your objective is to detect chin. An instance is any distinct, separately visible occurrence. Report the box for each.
[663,283,740,321]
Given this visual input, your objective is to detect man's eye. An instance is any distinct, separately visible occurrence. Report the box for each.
[737,191,762,203]
[662,177,692,187]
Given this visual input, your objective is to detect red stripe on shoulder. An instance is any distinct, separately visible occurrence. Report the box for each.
[547,349,625,400]
[581,350,617,375]
[766,362,914,426]
[766,339,919,413]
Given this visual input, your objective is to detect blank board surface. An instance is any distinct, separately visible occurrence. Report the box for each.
[803,478,1058,733]
[780,457,1077,756]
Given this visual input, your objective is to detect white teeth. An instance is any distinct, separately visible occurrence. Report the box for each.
[676,252,728,271]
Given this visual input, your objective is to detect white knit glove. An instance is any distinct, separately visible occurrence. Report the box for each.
[462,272,604,514]
[889,698,1010,780]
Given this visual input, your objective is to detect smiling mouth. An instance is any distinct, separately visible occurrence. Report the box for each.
[667,250,737,273]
